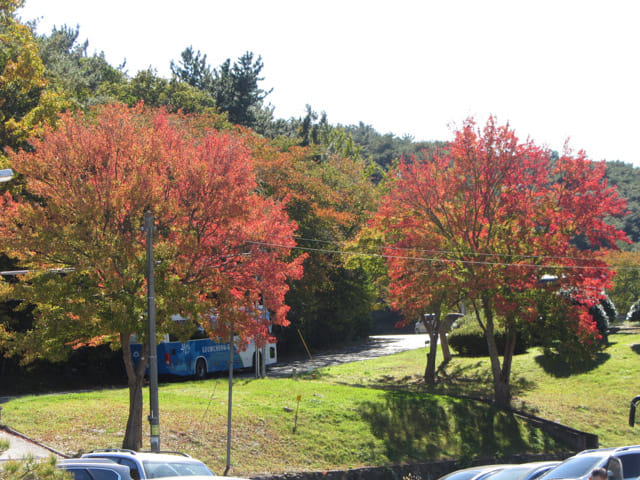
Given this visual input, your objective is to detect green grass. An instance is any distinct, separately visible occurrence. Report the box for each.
[1,377,564,475]
[3,329,640,475]
[318,328,640,447]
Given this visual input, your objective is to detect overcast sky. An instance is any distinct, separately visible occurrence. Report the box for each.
[17,0,640,166]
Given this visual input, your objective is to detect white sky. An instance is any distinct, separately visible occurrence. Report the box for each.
[17,0,640,166]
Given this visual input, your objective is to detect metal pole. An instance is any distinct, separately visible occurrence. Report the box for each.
[224,330,234,475]
[255,341,259,379]
[145,211,160,452]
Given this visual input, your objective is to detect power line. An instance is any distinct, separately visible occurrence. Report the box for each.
[292,236,612,263]
[3,242,638,278]
[249,240,640,271]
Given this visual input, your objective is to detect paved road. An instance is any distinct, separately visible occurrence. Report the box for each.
[268,333,429,376]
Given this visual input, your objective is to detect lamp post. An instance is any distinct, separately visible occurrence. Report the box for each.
[225,327,234,476]
[0,169,14,182]
[144,211,160,452]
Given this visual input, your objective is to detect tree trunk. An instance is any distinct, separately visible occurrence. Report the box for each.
[123,374,145,450]
[494,325,517,408]
[120,332,148,450]
[424,331,439,385]
[439,329,452,363]
[423,305,442,385]
[480,296,511,408]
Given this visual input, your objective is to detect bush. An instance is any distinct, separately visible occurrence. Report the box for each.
[600,295,618,324]
[449,315,528,357]
[589,303,609,342]
[627,299,640,322]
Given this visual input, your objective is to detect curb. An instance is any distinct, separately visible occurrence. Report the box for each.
[0,424,70,458]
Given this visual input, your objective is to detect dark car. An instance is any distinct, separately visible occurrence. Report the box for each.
[438,465,511,480]
[59,458,133,480]
[539,447,640,480]
[483,462,560,480]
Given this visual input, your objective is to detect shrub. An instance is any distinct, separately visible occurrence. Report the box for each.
[627,299,640,322]
[589,302,609,343]
[449,315,528,357]
[600,295,617,324]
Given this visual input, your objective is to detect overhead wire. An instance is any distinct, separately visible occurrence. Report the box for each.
[248,240,640,271]
[3,239,639,277]
[292,236,617,262]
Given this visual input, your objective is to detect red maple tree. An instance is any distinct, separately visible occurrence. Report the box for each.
[0,103,304,448]
[376,117,627,405]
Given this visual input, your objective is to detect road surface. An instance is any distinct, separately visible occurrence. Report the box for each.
[0,426,64,460]
[268,333,429,376]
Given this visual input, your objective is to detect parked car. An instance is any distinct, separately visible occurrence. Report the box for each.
[438,465,511,480]
[59,458,134,480]
[539,446,640,480]
[81,450,214,479]
[483,462,560,480]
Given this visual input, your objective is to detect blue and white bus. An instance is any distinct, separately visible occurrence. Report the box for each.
[132,312,277,379]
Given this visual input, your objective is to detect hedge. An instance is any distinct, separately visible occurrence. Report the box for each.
[448,316,529,357]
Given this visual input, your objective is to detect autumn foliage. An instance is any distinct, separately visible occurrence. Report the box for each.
[376,117,628,405]
[0,103,304,448]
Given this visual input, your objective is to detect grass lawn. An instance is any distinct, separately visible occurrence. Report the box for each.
[3,329,640,475]
[319,328,640,447]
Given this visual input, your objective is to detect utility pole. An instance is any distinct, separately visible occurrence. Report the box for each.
[145,211,160,452]
[225,329,234,475]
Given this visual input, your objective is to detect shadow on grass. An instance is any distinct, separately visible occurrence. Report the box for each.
[358,390,565,463]
[534,351,610,378]
[401,360,537,400]
[631,344,640,356]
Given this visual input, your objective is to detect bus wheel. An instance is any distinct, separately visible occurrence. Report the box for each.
[195,359,207,379]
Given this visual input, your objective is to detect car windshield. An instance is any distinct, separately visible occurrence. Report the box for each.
[142,460,214,478]
[441,470,494,480]
[540,457,602,480]
[485,467,533,480]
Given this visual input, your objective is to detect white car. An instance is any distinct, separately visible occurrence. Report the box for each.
[82,450,214,479]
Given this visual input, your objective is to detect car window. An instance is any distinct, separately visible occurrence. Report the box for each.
[142,461,213,478]
[477,470,506,480]
[541,456,603,480]
[529,467,555,480]
[114,458,140,480]
[619,453,640,479]
[143,463,177,479]
[90,470,122,480]
[169,462,213,476]
[65,468,121,480]
[64,468,93,480]
[441,471,486,480]
[485,467,531,480]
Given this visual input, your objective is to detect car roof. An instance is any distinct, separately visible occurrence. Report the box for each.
[59,459,133,478]
[537,448,640,480]
[60,459,120,465]
[83,451,200,462]
[577,446,640,456]
[439,464,512,480]
[482,462,560,480]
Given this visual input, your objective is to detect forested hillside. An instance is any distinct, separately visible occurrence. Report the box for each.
[605,160,640,247]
